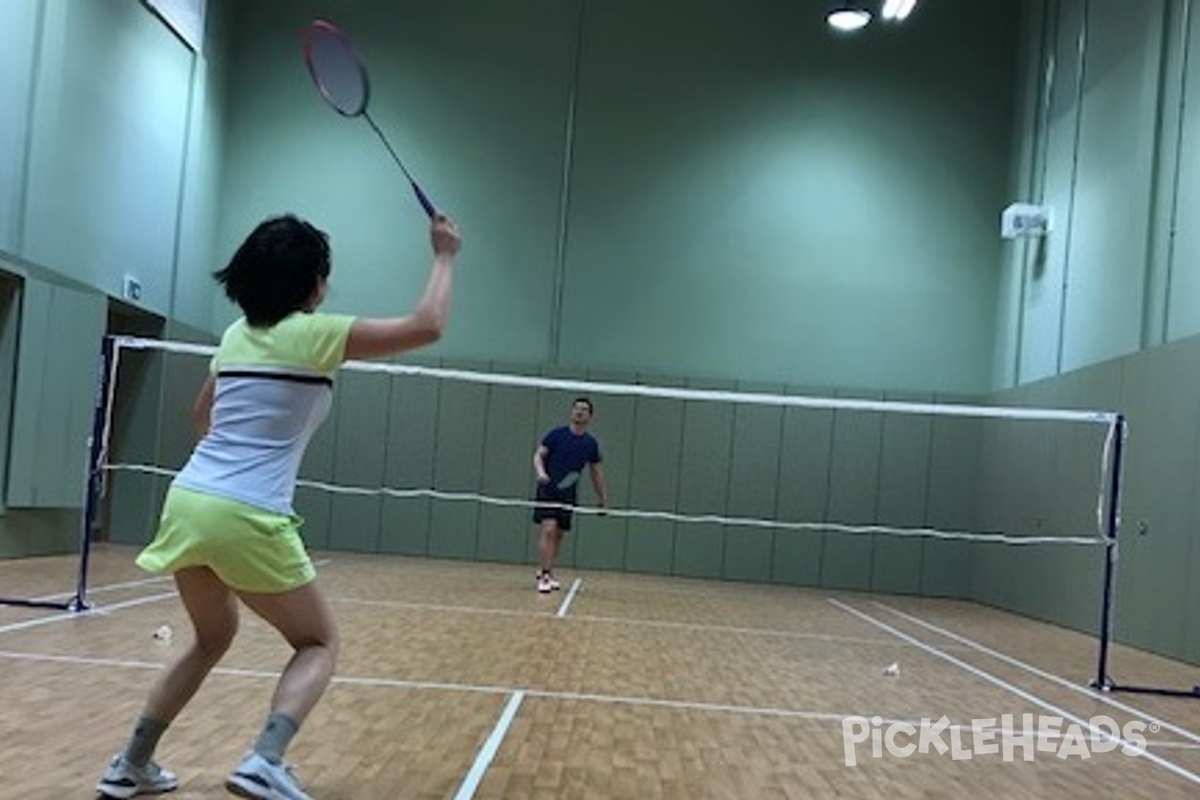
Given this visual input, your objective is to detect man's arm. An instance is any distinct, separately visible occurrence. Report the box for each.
[533,444,550,483]
[588,462,610,508]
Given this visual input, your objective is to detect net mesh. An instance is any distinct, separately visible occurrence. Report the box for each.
[102,336,1120,570]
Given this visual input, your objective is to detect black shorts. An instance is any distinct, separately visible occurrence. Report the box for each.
[532,484,576,531]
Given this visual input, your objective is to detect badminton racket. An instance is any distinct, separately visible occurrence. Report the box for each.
[302,19,437,218]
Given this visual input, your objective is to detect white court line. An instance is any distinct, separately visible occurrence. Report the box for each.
[33,575,173,603]
[1146,741,1200,751]
[4,644,1196,754]
[0,647,957,728]
[874,602,1200,748]
[24,558,334,606]
[0,592,176,635]
[556,579,582,617]
[829,599,1200,789]
[332,597,535,618]
[570,612,968,650]
[452,691,525,800]
[2,556,336,634]
[328,593,972,650]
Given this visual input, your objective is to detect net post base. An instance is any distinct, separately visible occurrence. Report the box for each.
[0,596,76,611]
[1102,683,1200,699]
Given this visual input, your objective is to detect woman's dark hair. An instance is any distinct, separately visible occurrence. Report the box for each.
[213,214,331,327]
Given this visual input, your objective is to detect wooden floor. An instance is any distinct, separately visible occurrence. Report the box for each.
[2,546,1200,799]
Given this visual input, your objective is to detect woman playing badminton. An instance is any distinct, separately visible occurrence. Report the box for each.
[97,212,461,800]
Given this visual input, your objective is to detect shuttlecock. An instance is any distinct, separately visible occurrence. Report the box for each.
[883,662,900,677]
[152,624,173,643]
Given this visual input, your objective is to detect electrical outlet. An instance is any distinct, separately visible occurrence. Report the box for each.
[123,274,143,303]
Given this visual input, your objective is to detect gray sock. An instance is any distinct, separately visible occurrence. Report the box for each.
[253,712,300,764]
[123,716,169,767]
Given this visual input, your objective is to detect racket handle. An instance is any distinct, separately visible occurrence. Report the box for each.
[411,181,436,219]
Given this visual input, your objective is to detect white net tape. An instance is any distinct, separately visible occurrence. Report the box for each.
[112,336,1119,424]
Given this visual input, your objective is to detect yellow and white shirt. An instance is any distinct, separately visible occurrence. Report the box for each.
[174,311,355,515]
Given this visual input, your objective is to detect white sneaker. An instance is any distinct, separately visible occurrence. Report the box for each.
[537,574,553,593]
[548,574,561,591]
[96,755,178,798]
[225,751,311,800]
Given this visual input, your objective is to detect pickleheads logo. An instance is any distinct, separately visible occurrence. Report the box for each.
[842,714,1152,766]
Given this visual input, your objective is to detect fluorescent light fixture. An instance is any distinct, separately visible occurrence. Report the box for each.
[828,6,871,32]
[881,0,918,22]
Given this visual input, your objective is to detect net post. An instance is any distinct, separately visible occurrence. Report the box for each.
[1097,413,1200,698]
[1092,413,1125,692]
[70,334,117,613]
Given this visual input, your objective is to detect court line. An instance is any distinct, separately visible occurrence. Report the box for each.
[1,558,337,636]
[452,690,525,800]
[0,592,177,635]
[0,647,955,727]
[569,611,956,649]
[23,647,977,728]
[33,575,172,603]
[333,597,534,618]
[874,601,1200,748]
[2,644,1196,752]
[556,579,582,617]
[830,599,1200,789]
[328,594,973,650]
[1148,741,1200,750]
[21,558,335,605]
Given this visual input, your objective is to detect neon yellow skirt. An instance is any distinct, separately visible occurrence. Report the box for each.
[136,486,315,593]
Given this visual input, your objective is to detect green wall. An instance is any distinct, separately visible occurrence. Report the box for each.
[978,0,1200,670]
[5,0,225,330]
[996,0,1182,386]
[0,0,225,562]
[216,0,577,366]
[561,2,1015,392]
[975,332,1200,668]
[217,0,1019,394]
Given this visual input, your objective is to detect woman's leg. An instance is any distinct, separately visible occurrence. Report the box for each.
[232,579,338,769]
[235,580,339,730]
[223,581,337,799]
[99,568,236,798]
[141,567,239,724]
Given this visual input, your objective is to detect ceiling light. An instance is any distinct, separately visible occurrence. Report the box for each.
[882,0,918,22]
[828,6,871,32]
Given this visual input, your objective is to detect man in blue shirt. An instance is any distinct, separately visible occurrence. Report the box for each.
[532,397,609,593]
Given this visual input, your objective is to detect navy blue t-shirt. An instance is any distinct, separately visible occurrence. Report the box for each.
[539,426,601,501]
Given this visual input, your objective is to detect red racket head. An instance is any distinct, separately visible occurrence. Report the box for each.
[302,20,370,117]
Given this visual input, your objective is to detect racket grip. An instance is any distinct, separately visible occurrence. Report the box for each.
[412,181,437,219]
